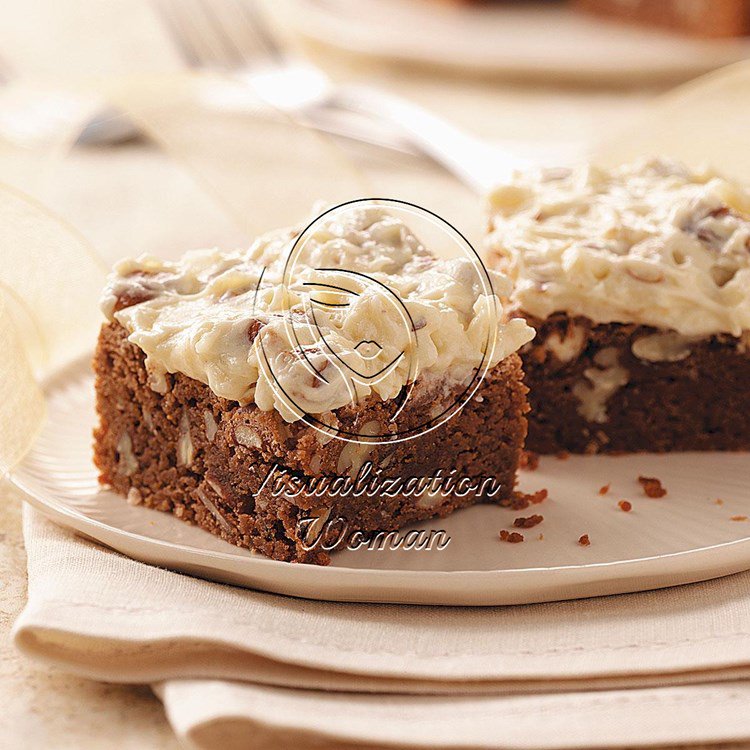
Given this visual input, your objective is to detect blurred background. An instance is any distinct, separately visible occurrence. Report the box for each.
[0,0,748,260]
[0,0,747,256]
[0,0,748,272]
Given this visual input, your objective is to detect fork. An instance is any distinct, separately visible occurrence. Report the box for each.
[80,0,546,192]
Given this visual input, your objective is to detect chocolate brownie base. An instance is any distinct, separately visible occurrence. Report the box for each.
[93,322,529,564]
[520,313,750,454]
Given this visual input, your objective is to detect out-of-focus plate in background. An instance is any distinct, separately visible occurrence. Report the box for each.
[281,0,750,82]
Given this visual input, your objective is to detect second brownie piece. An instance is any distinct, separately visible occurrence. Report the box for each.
[487,158,750,454]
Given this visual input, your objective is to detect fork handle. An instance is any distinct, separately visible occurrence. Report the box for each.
[327,86,531,193]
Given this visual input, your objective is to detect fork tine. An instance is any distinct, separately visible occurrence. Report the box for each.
[151,0,285,72]
[152,0,204,68]
[193,0,247,69]
[152,0,235,69]
[230,0,286,64]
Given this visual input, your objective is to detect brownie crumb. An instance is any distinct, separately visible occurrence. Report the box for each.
[714,498,725,506]
[519,450,540,471]
[507,493,530,510]
[508,488,548,510]
[499,530,525,543]
[529,489,548,504]
[731,515,749,522]
[598,483,611,496]
[578,534,591,546]
[514,514,544,528]
[618,500,632,512]
[638,476,667,498]
[537,533,544,541]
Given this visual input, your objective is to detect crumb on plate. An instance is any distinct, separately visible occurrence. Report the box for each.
[638,475,667,498]
[514,514,544,528]
[507,488,548,510]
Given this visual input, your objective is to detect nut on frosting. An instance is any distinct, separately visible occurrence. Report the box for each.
[486,158,750,337]
[102,208,533,420]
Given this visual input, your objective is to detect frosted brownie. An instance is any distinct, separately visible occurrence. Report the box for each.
[487,158,750,454]
[94,207,534,563]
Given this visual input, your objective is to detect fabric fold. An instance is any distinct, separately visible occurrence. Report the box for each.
[160,680,750,750]
[14,507,750,694]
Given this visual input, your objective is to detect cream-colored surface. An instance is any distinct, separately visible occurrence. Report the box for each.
[0,182,105,471]
[0,485,180,750]
[596,62,750,186]
[488,158,750,337]
[12,505,750,749]
[2,0,750,747]
[106,207,532,420]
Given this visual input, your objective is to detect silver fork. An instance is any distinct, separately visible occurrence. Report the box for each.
[77,0,418,157]
[150,0,418,153]
[81,0,548,192]
[151,0,538,192]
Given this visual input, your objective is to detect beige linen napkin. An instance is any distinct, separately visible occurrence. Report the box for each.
[13,505,750,748]
[160,680,750,750]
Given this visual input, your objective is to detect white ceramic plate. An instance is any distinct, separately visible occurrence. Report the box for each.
[282,0,750,82]
[10,355,750,606]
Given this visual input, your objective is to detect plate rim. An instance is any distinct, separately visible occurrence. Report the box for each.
[9,352,750,605]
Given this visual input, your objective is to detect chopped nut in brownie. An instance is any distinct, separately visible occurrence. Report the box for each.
[638,476,667,498]
[514,514,544,528]
[618,500,632,512]
[578,534,591,546]
[499,530,525,543]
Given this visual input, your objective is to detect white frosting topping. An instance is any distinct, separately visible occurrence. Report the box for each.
[487,158,750,337]
[102,208,533,421]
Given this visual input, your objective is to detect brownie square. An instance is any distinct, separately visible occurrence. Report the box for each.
[93,206,534,564]
[93,322,528,563]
